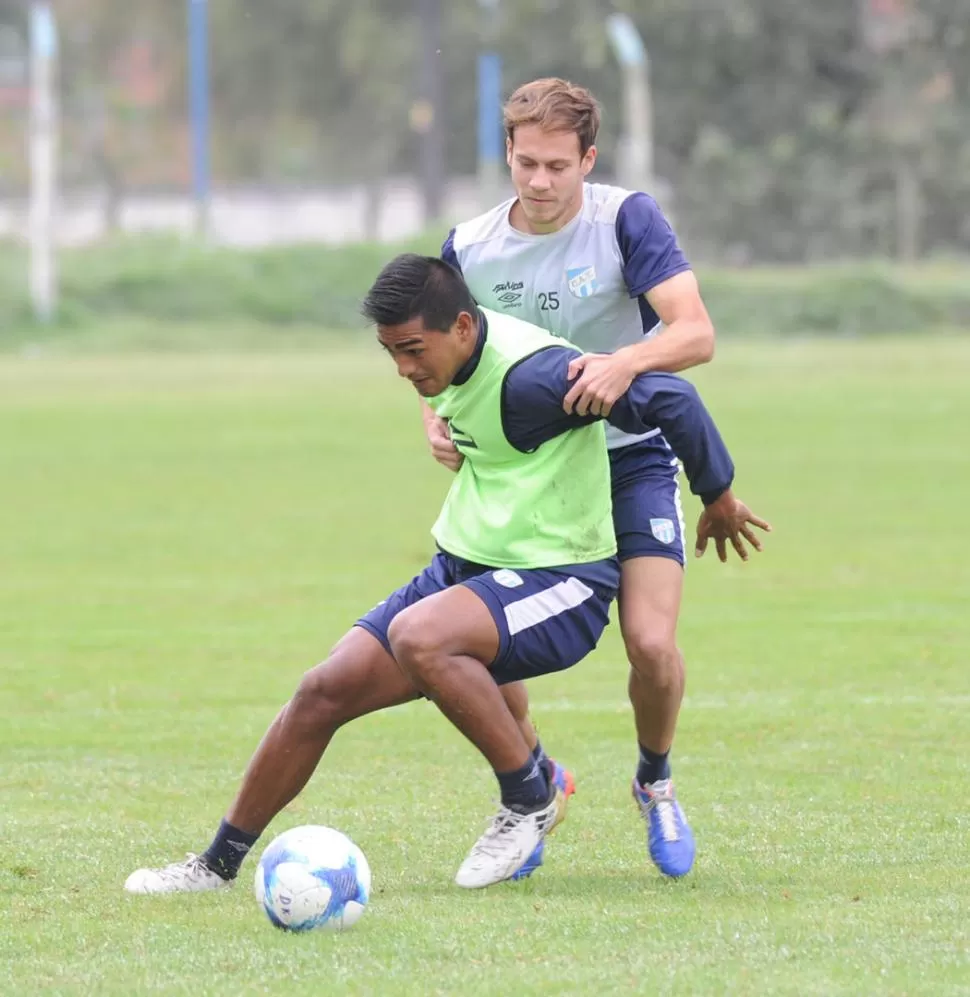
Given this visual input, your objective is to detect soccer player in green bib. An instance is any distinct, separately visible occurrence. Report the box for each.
[125,254,767,893]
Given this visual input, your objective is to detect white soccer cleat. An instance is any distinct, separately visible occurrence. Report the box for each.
[455,789,564,889]
[124,853,231,894]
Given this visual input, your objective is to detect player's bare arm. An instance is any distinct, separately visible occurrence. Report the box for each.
[636,270,716,372]
[563,271,715,418]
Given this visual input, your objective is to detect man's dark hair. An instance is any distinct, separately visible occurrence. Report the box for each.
[361,254,479,332]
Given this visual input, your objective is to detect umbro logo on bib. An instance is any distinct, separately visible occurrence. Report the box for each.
[566,264,599,298]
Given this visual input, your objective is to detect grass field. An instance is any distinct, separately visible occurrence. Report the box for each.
[2,336,969,995]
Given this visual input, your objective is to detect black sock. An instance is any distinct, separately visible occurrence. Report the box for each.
[531,740,554,782]
[201,819,260,881]
[496,756,550,812]
[636,743,671,787]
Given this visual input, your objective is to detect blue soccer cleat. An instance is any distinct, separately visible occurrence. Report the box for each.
[509,759,575,881]
[632,778,695,877]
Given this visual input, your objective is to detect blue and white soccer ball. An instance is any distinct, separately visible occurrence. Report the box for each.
[254,825,371,932]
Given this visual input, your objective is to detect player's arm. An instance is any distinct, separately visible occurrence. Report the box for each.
[420,397,462,471]
[600,375,771,561]
[505,348,729,495]
[563,193,715,417]
[418,229,465,472]
[632,269,715,374]
[504,348,770,560]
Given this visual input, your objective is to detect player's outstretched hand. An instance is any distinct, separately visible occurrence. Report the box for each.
[563,350,637,418]
[695,489,771,563]
[426,414,464,472]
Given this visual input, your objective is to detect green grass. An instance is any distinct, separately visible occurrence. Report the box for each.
[1,337,969,995]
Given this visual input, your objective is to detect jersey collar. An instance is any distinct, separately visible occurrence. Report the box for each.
[504,185,588,240]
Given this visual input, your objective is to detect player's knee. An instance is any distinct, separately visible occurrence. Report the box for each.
[288,664,350,731]
[387,609,444,685]
[624,628,680,683]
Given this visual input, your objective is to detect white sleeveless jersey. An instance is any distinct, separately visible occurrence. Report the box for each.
[444,182,691,450]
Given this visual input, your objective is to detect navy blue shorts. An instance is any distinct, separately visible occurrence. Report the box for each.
[356,552,620,686]
[610,437,686,565]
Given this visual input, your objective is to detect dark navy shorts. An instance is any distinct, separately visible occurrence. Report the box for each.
[610,436,687,565]
[356,551,620,686]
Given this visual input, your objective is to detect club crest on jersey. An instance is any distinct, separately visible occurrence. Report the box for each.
[566,265,599,298]
[650,518,676,544]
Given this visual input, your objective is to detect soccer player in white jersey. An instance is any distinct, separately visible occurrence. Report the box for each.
[426,78,770,879]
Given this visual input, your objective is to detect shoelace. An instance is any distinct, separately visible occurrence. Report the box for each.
[469,808,531,861]
[158,853,212,883]
[641,787,681,842]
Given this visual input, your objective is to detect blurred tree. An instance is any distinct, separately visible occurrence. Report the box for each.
[57,0,182,226]
[608,0,970,261]
[42,0,970,260]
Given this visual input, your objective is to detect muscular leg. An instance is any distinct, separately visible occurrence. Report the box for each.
[619,554,695,877]
[388,583,567,889]
[124,627,420,892]
[619,556,685,756]
[501,557,683,762]
[495,560,685,787]
[500,681,540,751]
[227,626,421,834]
[389,585,533,774]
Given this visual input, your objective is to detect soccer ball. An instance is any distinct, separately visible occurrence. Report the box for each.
[254,825,371,932]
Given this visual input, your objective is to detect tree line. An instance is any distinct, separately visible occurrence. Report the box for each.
[0,0,966,261]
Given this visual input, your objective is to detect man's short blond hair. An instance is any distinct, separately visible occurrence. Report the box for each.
[503,78,601,156]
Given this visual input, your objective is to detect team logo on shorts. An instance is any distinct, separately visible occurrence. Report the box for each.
[492,569,524,588]
[650,518,676,544]
[566,264,599,298]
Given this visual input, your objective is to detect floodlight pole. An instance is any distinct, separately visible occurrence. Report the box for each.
[188,0,211,236]
[605,13,653,193]
[417,0,444,224]
[28,1,57,322]
[477,0,503,210]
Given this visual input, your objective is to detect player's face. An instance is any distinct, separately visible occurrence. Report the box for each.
[376,311,478,397]
[507,124,596,233]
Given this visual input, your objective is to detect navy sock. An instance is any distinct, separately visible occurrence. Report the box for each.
[636,743,671,787]
[496,756,550,812]
[531,740,554,782]
[201,819,260,881]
